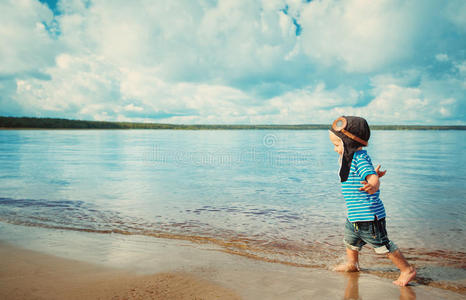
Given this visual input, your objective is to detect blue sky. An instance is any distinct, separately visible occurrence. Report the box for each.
[0,0,465,124]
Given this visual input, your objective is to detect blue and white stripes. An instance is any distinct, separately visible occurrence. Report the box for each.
[341,150,386,222]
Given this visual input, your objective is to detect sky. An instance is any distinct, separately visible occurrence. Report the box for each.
[0,0,465,125]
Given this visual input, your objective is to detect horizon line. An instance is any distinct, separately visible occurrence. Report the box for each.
[0,115,465,129]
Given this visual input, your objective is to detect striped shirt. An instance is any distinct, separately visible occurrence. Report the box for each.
[341,150,386,222]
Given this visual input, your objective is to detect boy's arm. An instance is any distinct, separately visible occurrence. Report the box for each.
[360,174,380,194]
[359,165,386,194]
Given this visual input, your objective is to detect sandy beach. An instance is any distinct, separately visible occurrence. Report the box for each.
[0,242,241,300]
[0,223,463,300]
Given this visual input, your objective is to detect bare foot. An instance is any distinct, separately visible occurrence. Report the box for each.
[333,263,359,272]
[393,266,416,286]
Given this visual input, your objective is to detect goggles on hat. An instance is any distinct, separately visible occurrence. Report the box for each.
[332,117,368,146]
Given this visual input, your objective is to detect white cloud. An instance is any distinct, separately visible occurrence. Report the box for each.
[0,0,59,75]
[435,53,449,62]
[328,72,465,124]
[444,0,466,31]
[14,53,121,118]
[0,0,464,124]
[455,61,466,77]
[124,104,143,112]
[267,83,360,121]
[299,0,425,72]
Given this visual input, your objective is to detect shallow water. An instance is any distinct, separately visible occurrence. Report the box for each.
[0,129,465,292]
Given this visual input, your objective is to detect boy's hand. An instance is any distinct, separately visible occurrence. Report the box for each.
[359,174,380,194]
[375,164,386,178]
[359,180,378,194]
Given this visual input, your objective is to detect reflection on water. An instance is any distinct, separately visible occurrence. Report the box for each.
[343,273,417,300]
[399,286,417,300]
[0,129,465,293]
[343,273,362,300]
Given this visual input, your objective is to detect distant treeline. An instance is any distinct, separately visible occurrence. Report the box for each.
[0,116,465,130]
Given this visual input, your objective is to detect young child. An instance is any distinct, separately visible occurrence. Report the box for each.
[328,116,416,286]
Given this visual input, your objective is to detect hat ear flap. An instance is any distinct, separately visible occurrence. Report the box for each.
[338,143,344,179]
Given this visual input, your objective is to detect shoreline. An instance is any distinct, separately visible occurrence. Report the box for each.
[0,223,463,299]
[1,219,464,294]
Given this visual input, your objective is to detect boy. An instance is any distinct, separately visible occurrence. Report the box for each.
[329,116,416,286]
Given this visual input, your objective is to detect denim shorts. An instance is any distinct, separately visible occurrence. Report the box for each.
[344,218,398,254]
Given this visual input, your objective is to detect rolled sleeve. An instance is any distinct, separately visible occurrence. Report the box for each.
[356,155,377,180]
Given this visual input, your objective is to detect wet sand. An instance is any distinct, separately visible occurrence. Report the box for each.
[0,242,240,300]
[0,239,463,300]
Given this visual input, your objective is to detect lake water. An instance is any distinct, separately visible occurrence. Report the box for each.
[0,129,465,291]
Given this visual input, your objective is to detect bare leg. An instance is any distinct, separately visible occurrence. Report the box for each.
[387,249,416,286]
[334,248,360,272]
